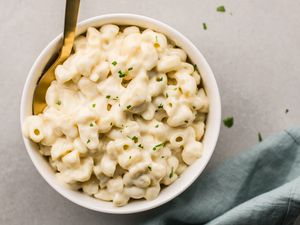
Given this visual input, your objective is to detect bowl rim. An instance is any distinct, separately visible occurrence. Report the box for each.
[20,13,221,214]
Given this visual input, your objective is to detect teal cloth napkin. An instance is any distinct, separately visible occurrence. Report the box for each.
[143,127,300,225]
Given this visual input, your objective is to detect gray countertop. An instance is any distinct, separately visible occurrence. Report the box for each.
[1,0,299,224]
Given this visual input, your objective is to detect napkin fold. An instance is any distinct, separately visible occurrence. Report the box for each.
[143,127,300,225]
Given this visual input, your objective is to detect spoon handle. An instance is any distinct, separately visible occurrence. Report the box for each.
[60,0,80,60]
[32,0,80,115]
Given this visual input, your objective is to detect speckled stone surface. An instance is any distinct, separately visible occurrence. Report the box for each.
[1,0,299,224]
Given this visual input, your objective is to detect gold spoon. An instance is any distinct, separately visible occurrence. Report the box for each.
[33,0,80,115]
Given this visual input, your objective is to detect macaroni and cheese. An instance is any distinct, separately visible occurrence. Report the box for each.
[22,24,209,206]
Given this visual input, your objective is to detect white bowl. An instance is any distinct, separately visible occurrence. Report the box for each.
[20,14,221,214]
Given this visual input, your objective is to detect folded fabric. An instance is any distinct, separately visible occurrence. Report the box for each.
[142,127,300,225]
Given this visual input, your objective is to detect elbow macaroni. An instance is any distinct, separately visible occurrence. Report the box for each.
[23,25,209,206]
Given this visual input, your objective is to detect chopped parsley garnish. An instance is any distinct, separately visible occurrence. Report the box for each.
[118,70,127,78]
[193,64,198,72]
[87,139,91,144]
[157,77,163,82]
[203,23,207,30]
[128,67,133,71]
[132,136,138,143]
[112,96,119,100]
[165,93,169,98]
[161,156,165,158]
[127,105,132,109]
[258,132,263,142]
[138,144,144,149]
[153,142,166,151]
[92,103,96,108]
[223,117,234,128]
[285,109,289,114]
[148,166,152,171]
[56,100,61,105]
[106,95,111,99]
[217,5,226,12]
[112,61,117,66]
[89,123,94,127]
[158,103,163,109]
[155,124,159,128]
[129,155,132,159]
[128,136,138,143]
[169,167,174,178]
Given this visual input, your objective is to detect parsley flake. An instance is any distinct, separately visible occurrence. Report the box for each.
[89,123,94,127]
[87,139,91,144]
[217,5,226,12]
[153,142,166,151]
[193,64,198,72]
[165,93,169,98]
[138,144,144,149]
[112,61,117,66]
[158,103,163,109]
[148,166,152,171]
[56,100,61,105]
[129,155,132,159]
[92,103,96,108]
[118,70,127,78]
[132,136,138,143]
[184,120,188,123]
[155,124,159,128]
[128,136,138,143]
[127,105,132,109]
[156,77,163,82]
[106,95,111,99]
[128,67,133,71]
[169,167,174,178]
[258,132,263,142]
[203,23,207,30]
[223,117,234,128]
